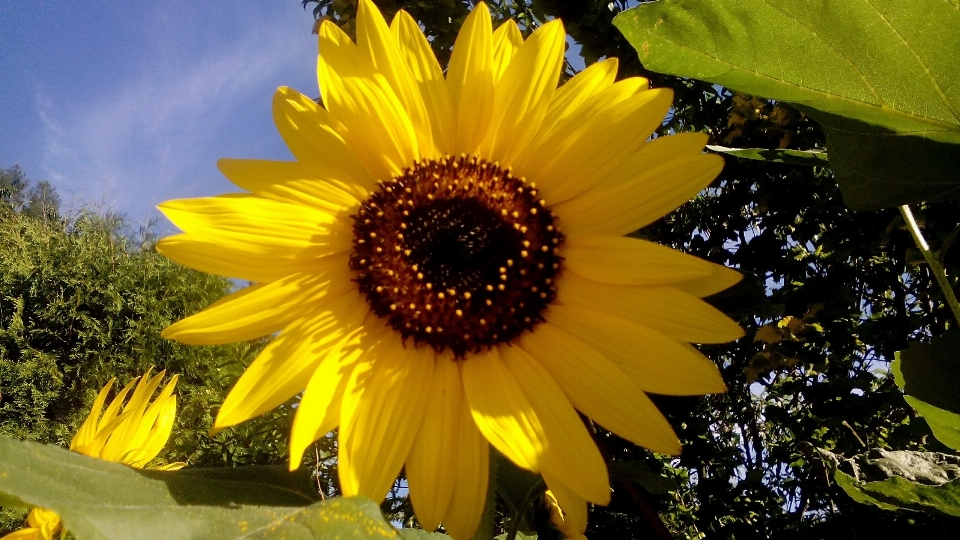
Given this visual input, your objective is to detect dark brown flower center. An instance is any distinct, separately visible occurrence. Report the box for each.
[349,155,563,357]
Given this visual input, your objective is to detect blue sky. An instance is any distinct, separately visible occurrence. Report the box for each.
[1,1,319,226]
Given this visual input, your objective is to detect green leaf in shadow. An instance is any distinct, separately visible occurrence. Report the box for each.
[0,436,410,540]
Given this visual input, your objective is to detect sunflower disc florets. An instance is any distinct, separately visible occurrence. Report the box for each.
[350,154,564,357]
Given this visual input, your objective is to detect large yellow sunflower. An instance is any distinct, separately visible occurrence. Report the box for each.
[2,371,182,540]
[157,0,742,537]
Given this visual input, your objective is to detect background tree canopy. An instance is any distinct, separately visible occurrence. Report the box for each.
[2,0,959,538]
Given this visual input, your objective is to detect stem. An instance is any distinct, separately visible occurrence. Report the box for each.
[505,479,544,540]
[472,446,498,540]
[900,204,960,325]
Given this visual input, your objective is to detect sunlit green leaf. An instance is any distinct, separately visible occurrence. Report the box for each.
[705,146,828,167]
[613,0,960,209]
[829,448,960,516]
[835,471,960,517]
[905,397,960,451]
[0,436,405,539]
[614,0,960,142]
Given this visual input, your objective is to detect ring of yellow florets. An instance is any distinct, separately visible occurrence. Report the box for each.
[350,155,564,358]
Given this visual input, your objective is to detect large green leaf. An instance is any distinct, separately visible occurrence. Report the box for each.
[0,436,418,540]
[894,331,960,416]
[827,448,960,516]
[613,0,960,209]
[822,117,960,209]
[614,0,960,142]
[905,397,960,451]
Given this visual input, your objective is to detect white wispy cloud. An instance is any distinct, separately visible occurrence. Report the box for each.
[37,3,318,224]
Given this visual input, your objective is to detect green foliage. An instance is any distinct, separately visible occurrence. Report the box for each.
[0,185,334,533]
[829,448,960,517]
[1,165,61,221]
[613,0,960,210]
[0,435,425,540]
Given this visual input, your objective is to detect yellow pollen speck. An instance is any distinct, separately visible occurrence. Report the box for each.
[463,292,472,299]
[455,309,463,317]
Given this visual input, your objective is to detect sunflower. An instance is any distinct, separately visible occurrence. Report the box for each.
[157,0,742,537]
[2,372,182,540]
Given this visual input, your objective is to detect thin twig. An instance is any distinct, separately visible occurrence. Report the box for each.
[900,204,960,325]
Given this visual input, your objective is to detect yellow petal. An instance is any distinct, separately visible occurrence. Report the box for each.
[556,272,744,344]
[446,2,494,154]
[270,87,375,192]
[673,262,744,298]
[357,0,434,157]
[516,87,672,203]
[124,375,179,467]
[521,323,681,455]
[101,371,166,463]
[540,58,621,136]
[318,21,419,178]
[155,232,349,284]
[541,473,589,538]
[391,10,456,154]
[134,393,177,468]
[461,348,545,471]
[287,323,377,468]
[70,378,114,453]
[217,158,364,212]
[556,135,723,237]
[156,194,351,282]
[562,235,716,286]
[338,337,435,499]
[441,399,490,540]
[500,345,610,504]
[491,19,523,82]
[546,303,727,397]
[1,528,43,540]
[406,356,462,531]
[481,19,565,165]
[214,292,368,431]
[162,256,355,345]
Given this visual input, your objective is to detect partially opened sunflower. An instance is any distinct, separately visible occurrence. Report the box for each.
[2,371,182,540]
[157,0,741,537]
